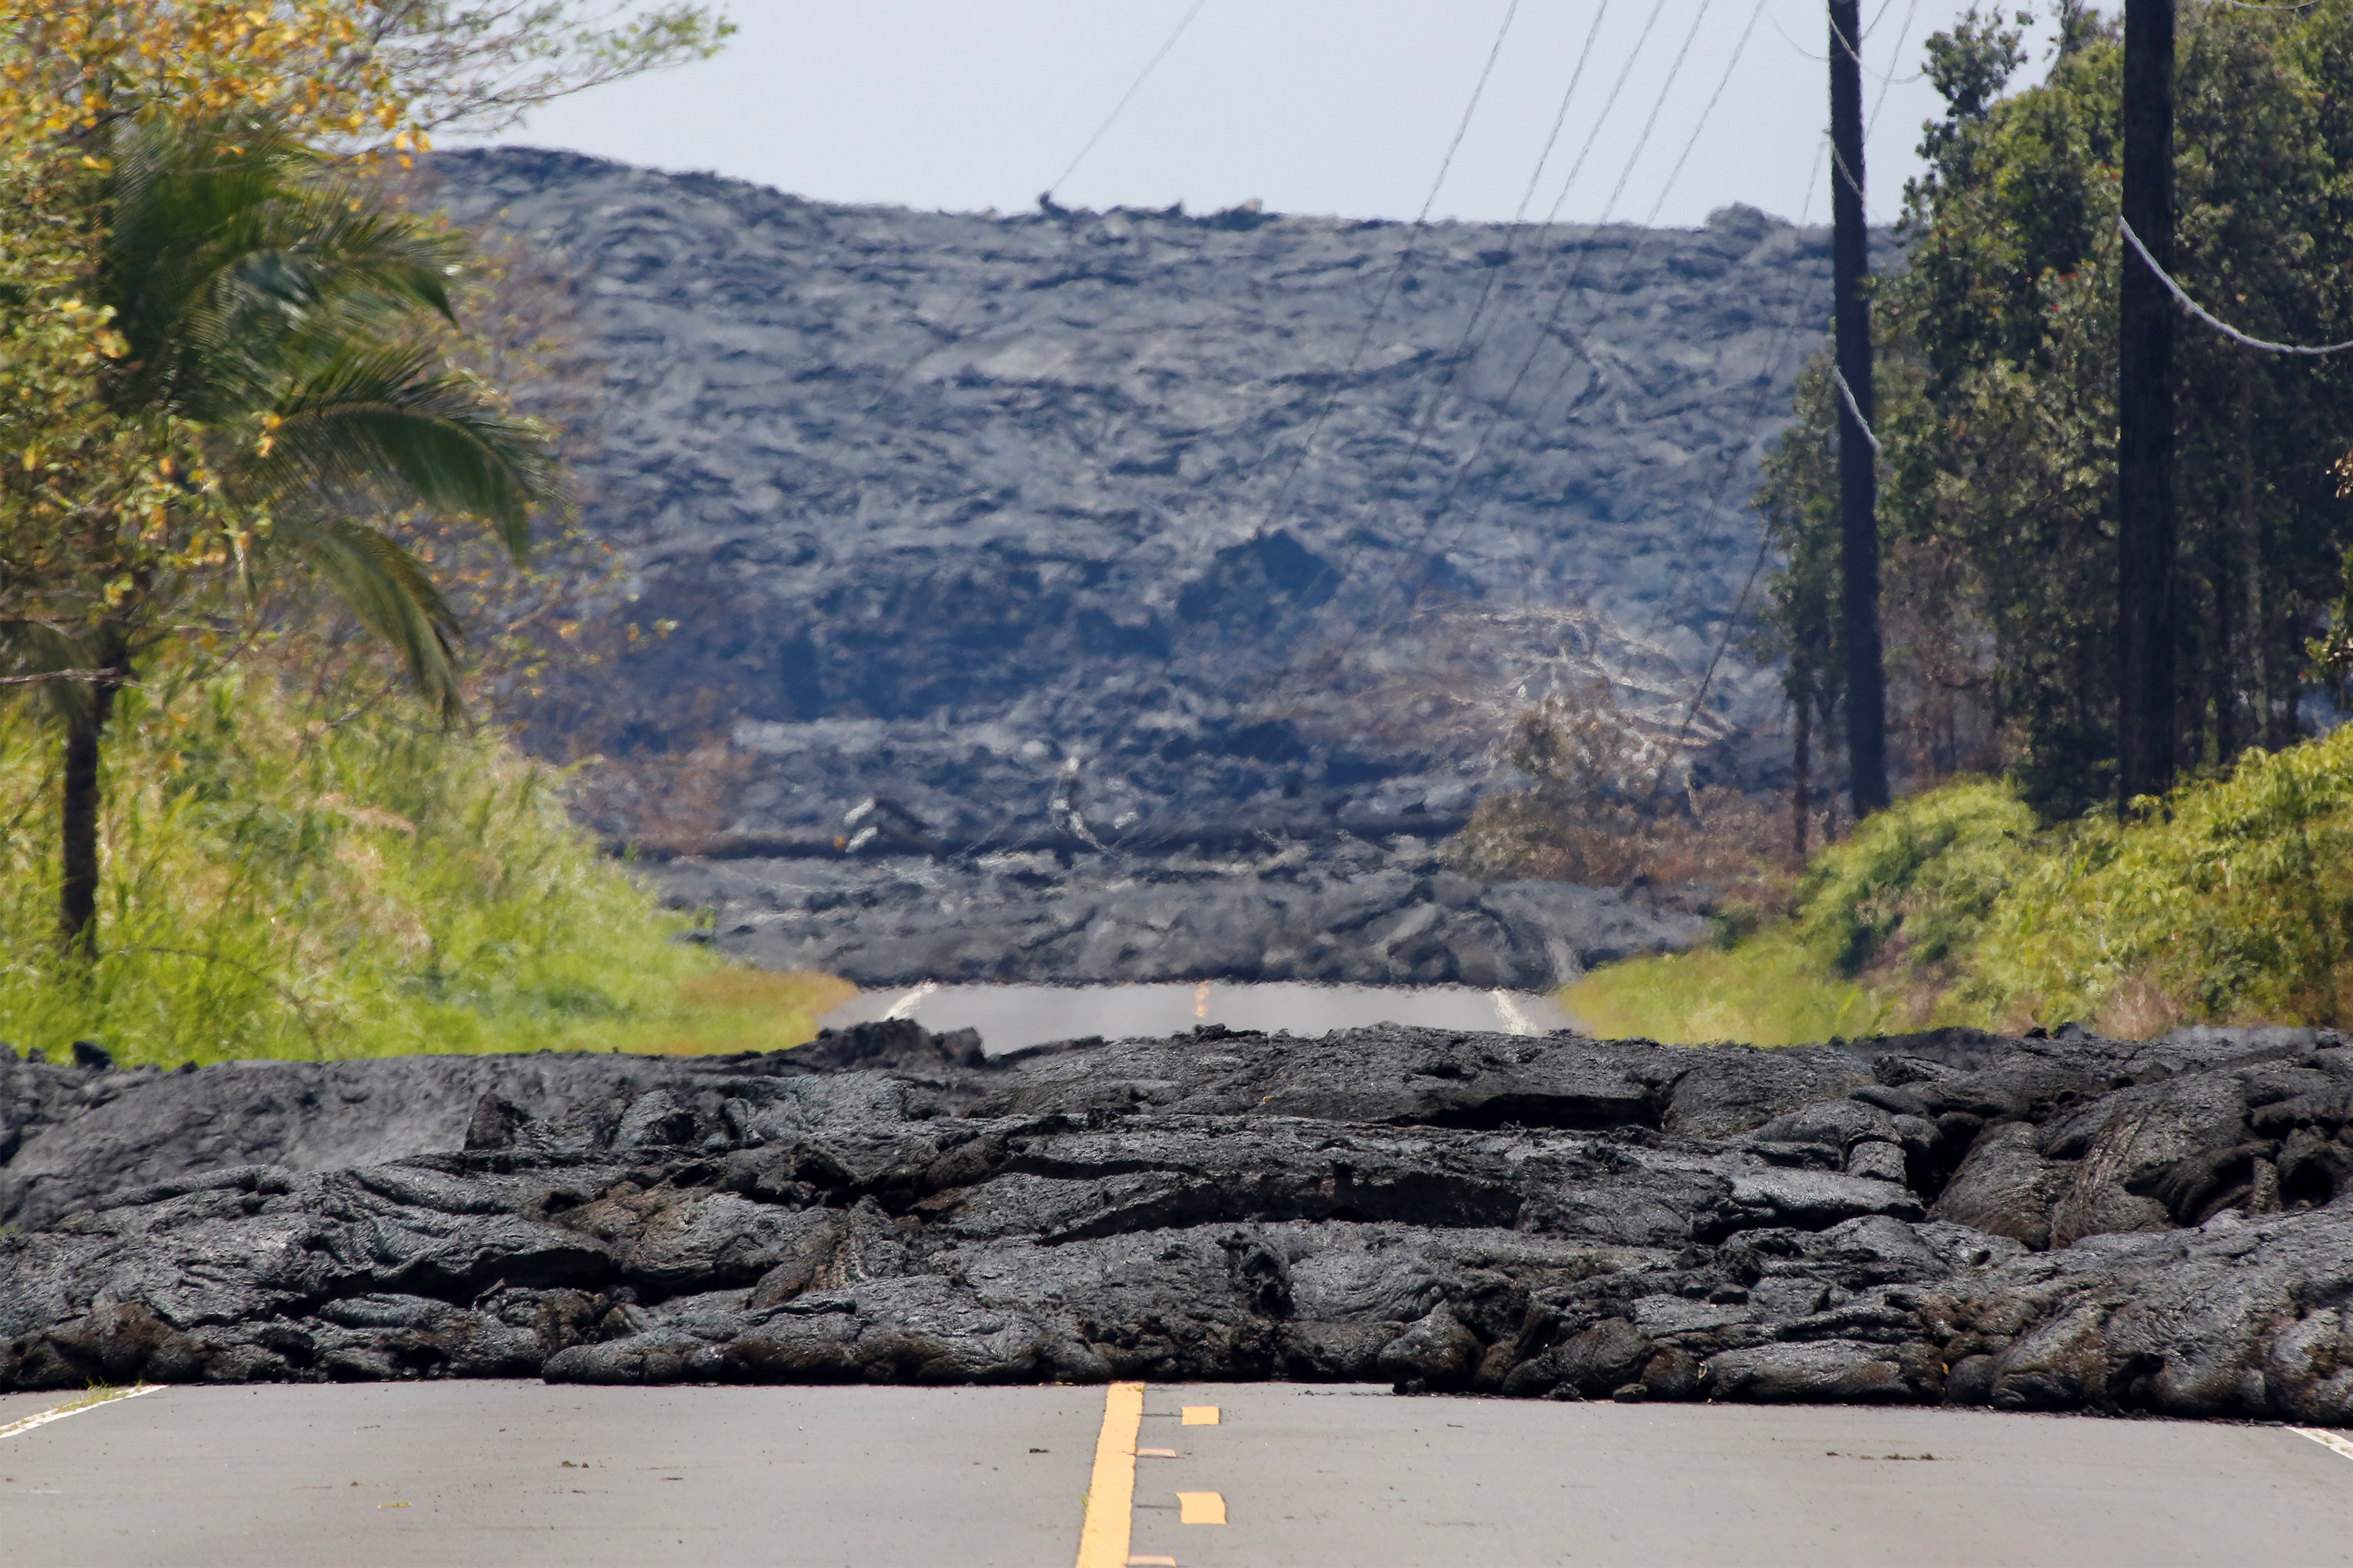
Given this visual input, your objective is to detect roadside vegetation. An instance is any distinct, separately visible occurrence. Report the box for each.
[1482,5,2353,1044]
[0,3,855,1068]
[1568,726,2353,1041]
[0,647,848,1067]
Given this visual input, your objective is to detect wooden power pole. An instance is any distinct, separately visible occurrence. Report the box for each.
[1830,0,1888,816]
[2118,0,2177,804]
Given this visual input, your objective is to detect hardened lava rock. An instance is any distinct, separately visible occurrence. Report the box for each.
[7,1018,2353,1419]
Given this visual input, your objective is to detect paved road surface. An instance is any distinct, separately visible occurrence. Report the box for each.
[819,981,1577,1054]
[5,1380,2352,1566]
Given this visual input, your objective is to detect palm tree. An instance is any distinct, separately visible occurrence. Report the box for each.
[8,114,557,955]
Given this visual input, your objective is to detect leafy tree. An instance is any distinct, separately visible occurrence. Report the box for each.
[0,1,731,956]
[369,0,735,136]
[3,115,557,954]
[1757,1,2353,818]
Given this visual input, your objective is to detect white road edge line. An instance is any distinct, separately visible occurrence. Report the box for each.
[0,1384,162,1443]
[2290,1426,2353,1462]
[1492,989,1538,1036]
[881,981,940,1022]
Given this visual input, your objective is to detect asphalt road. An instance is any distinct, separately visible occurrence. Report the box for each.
[5,1380,2352,1567]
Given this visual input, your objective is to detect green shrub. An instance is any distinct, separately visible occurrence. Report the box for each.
[1567,729,2353,1043]
[1792,779,2036,974]
[0,663,846,1065]
[1960,727,2353,1032]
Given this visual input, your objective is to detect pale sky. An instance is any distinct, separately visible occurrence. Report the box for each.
[473,1,2065,230]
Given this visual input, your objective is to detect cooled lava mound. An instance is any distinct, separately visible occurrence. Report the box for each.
[7,1020,2353,1417]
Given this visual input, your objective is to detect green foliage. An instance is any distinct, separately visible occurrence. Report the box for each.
[1963,722,2353,1029]
[0,661,844,1065]
[1570,727,2353,1042]
[1564,927,1895,1049]
[46,113,559,713]
[1792,779,2036,973]
[1756,1,2353,812]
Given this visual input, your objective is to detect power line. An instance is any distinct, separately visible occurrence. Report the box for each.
[1261,0,1669,600]
[1353,0,1621,505]
[1279,0,1698,638]
[1663,146,1835,758]
[1831,364,1882,452]
[834,0,1220,455]
[1066,0,1667,818]
[1244,0,1527,538]
[2120,213,2353,354]
[1513,0,1618,227]
[1341,0,1765,634]
[1044,0,1212,202]
[1358,3,1819,770]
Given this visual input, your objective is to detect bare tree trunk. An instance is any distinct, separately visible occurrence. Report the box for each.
[2238,368,2270,755]
[1792,698,1812,862]
[58,645,125,958]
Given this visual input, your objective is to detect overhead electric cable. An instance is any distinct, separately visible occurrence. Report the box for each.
[1831,364,1882,452]
[1044,0,1212,201]
[1328,0,1806,774]
[1088,0,1650,844]
[1308,0,1707,609]
[1633,0,1914,757]
[836,0,1216,453]
[1269,0,1630,567]
[1244,0,1526,536]
[2120,214,2353,354]
[1512,0,1617,225]
[1334,0,1761,629]
[811,0,1220,863]
[1353,0,1620,489]
[1661,146,1835,759]
[1864,0,1921,131]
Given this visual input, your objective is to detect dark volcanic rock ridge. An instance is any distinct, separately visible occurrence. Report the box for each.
[12,1021,2353,1422]
[655,837,1705,987]
[423,149,1857,842]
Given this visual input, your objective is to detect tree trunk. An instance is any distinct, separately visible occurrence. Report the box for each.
[58,649,124,958]
[1792,698,1812,862]
[2117,0,2178,805]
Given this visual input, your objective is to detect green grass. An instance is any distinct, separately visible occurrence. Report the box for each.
[0,661,848,1067]
[1564,727,2353,1042]
[1564,926,1896,1046]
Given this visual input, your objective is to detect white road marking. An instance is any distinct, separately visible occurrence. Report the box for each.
[0,1383,161,1443]
[881,981,940,1022]
[2292,1426,2353,1462]
[1492,989,1539,1035]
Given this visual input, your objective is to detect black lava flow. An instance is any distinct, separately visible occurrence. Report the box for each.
[7,1018,2353,1418]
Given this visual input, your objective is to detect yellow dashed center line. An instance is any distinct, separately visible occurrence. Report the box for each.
[1077,1386,1232,1565]
[1074,1381,1146,1568]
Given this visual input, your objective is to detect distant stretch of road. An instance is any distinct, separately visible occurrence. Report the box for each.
[5,1380,2352,1567]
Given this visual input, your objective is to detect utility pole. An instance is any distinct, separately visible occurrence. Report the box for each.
[1830,0,1888,816]
[2118,0,2177,804]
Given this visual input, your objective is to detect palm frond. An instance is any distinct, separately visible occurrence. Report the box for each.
[288,522,465,717]
[247,341,559,560]
[99,116,465,423]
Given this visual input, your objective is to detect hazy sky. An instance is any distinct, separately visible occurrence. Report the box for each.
[472,1,2064,229]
